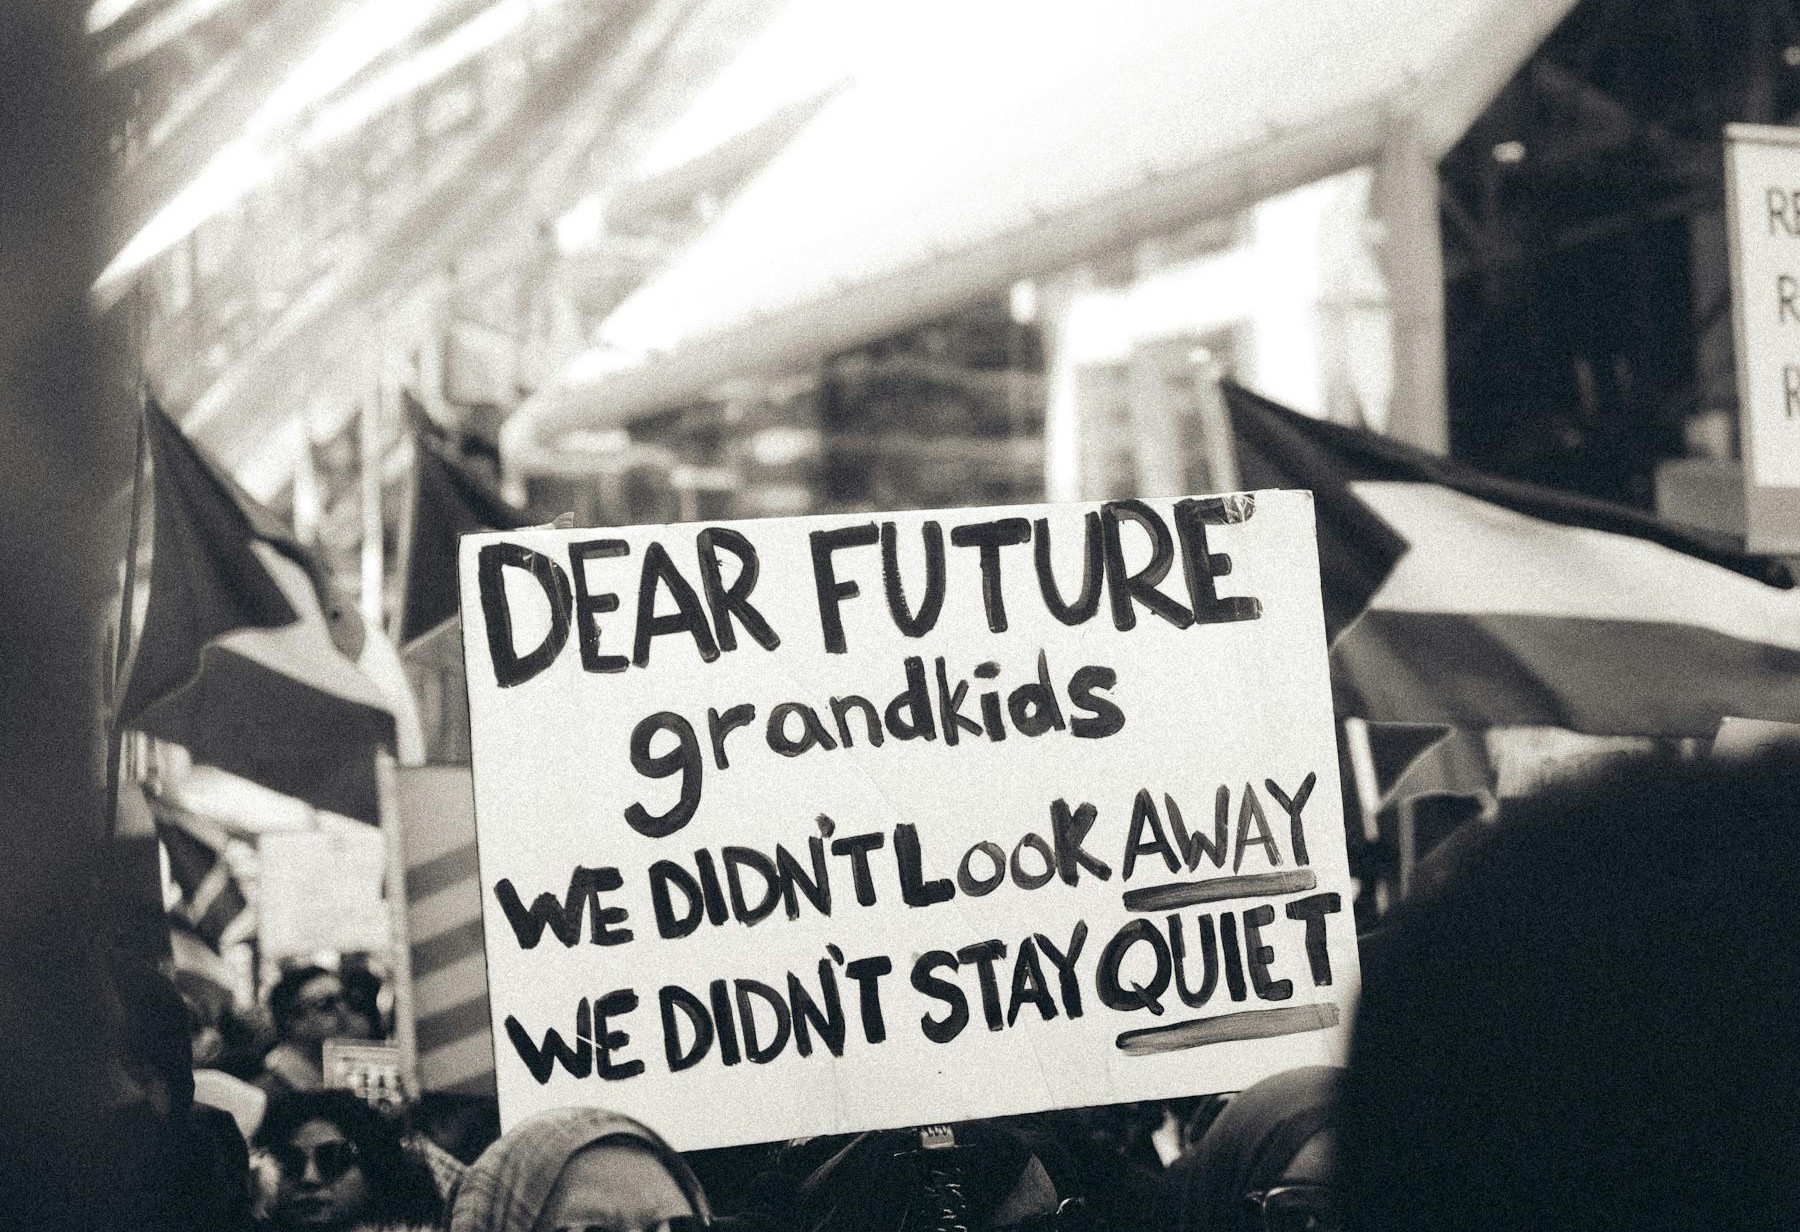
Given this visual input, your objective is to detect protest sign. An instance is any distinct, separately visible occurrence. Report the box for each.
[1726,123,1800,552]
[258,824,390,960]
[459,491,1359,1149]
[324,1039,406,1110]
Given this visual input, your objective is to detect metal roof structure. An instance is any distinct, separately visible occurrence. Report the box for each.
[97,0,791,476]
[507,0,1577,453]
[101,0,1581,485]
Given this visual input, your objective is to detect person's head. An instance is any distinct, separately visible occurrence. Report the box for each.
[337,966,384,1041]
[173,969,232,1069]
[1160,1066,1342,1232]
[449,1107,710,1232]
[107,951,196,1119]
[1341,752,1800,1231]
[254,1089,442,1231]
[269,966,365,1046]
[781,1123,1063,1232]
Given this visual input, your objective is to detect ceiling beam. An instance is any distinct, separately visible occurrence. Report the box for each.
[1408,0,1581,161]
[94,0,248,73]
[604,83,844,233]
[506,95,1400,452]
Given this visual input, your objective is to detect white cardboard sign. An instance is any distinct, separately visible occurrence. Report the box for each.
[258,825,390,961]
[324,1039,407,1111]
[458,491,1359,1149]
[1726,123,1800,551]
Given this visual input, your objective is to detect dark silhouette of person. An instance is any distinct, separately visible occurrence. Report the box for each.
[1339,751,1800,1231]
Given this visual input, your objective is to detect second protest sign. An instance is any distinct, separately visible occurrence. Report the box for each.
[459,489,1359,1148]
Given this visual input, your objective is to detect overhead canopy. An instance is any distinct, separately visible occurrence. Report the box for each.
[508,0,1578,454]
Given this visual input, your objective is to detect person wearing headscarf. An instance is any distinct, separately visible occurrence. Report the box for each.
[1157,1066,1341,1232]
[448,1107,712,1232]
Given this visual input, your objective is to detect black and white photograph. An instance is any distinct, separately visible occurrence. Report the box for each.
[3,2,1798,1228]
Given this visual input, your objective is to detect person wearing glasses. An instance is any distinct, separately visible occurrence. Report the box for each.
[258,966,382,1098]
[1157,1066,1342,1232]
[449,1107,713,1232]
[253,1089,444,1231]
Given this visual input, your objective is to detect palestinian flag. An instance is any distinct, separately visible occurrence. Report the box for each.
[398,397,534,647]
[117,397,312,724]
[1224,382,1800,738]
[157,814,250,952]
[115,397,393,821]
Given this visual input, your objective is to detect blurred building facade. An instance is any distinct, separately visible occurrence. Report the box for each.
[96,0,1800,618]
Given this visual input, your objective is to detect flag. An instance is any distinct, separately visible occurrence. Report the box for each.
[1365,723,1489,807]
[398,400,534,646]
[396,764,495,1096]
[116,398,394,821]
[116,399,300,724]
[1224,381,1800,737]
[157,814,249,952]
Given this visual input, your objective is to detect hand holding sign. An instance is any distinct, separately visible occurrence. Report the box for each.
[459,490,1358,1149]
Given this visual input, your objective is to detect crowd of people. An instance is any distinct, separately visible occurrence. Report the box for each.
[104,750,1800,1230]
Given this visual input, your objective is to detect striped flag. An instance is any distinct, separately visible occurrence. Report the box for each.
[395,764,494,1096]
[1225,382,1800,737]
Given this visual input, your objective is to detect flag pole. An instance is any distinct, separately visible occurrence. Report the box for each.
[1396,797,1418,900]
[1341,717,1384,845]
[362,362,419,1094]
[103,387,169,960]
[360,378,386,633]
[1190,349,1241,493]
[103,390,149,825]
[114,388,149,692]
[391,393,421,648]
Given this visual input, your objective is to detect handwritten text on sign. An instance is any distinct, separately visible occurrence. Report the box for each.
[459,491,1359,1149]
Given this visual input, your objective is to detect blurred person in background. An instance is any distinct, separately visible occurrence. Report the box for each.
[111,953,259,1231]
[180,971,271,1140]
[1012,1103,1171,1230]
[1340,751,1800,1231]
[254,1089,444,1232]
[448,1107,712,1232]
[768,1120,1081,1232]
[340,963,388,1041]
[1157,1067,1341,1232]
[413,1092,504,1166]
[260,965,381,1097]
